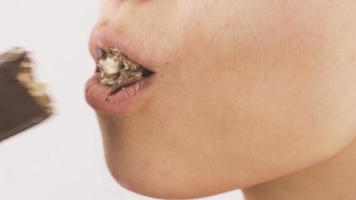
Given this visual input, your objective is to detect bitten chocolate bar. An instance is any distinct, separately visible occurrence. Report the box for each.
[97,48,154,95]
[0,48,53,142]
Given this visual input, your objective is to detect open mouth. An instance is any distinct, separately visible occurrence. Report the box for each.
[86,26,158,113]
[96,48,155,96]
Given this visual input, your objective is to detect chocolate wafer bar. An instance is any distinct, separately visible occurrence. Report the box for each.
[97,48,154,95]
[0,48,53,142]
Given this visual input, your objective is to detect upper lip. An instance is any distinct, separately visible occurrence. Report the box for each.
[89,24,157,73]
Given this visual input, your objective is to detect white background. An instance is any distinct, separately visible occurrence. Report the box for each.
[0,1,243,199]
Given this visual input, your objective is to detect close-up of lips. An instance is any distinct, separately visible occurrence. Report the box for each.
[86,26,156,113]
[2,0,356,200]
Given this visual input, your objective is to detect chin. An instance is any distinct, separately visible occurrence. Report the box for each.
[102,148,246,200]
[106,164,240,199]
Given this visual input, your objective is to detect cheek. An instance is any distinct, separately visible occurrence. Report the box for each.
[95,1,356,198]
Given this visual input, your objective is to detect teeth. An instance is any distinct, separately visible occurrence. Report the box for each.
[96,48,151,95]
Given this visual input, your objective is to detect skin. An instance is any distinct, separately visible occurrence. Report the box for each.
[91,0,356,199]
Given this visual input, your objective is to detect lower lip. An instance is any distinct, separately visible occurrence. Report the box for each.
[85,74,154,113]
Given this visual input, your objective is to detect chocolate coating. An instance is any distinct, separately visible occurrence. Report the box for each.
[0,48,52,142]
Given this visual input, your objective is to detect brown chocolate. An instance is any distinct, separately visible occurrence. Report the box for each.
[0,48,52,142]
[97,48,146,95]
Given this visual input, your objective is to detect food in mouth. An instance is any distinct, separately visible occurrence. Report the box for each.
[0,48,53,142]
[96,48,155,95]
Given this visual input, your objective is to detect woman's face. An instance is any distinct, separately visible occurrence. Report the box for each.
[88,0,356,199]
